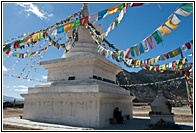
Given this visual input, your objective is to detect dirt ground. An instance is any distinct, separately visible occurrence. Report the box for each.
[3,106,193,130]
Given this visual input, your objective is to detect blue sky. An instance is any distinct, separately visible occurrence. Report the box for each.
[2,2,193,99]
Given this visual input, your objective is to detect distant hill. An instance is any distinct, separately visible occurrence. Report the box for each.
[117,69,188,103]
[3,95,24,102]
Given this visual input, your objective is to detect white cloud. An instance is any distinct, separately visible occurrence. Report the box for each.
[42,75,47,79]
[16,2,53,20]
[3,65,7,72]
[13,85,28,89]
[14,89,28,92]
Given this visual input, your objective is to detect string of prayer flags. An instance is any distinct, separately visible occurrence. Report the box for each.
[120,75,186,87]
[4,33,27,44]
[5,74,45,83]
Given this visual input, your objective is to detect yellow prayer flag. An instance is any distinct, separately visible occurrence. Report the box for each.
[165,19,178,30]
[28,53,31,57]
[24,37,30,43]
[32,33,38,42]
[28,32,31,35]
[108,6,118,14]
[162,64,166,71]
[149,66,154,71]
[64,22,72,32]
[157,25,171,36]
[154,57,158,63]
[172,49,178,56]
[179,64,183,69]
[15,52,19,57]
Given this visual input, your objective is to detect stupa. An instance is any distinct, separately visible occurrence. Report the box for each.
[21,4,135,128]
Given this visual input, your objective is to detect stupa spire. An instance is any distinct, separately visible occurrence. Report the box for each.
[81,3,89,16]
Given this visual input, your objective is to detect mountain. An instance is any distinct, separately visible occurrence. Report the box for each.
[3,95,24,102]
[116,69,188,103]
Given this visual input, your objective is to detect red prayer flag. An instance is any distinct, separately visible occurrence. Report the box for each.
[164,53,169,59]
[185,42,191,49]
[6,49,11,54]
[130,3,143,7]
[80,16,88,25]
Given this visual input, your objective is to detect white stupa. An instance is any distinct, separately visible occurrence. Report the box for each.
[21,4,135,128]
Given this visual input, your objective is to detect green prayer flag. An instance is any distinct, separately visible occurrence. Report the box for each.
[176,59,180,64]
[130,47,135,57]
[19,53,22,58]
[152,31,163,44]
[190,40,193,44]
[115,19,119,27]
[168,51,174,58]
[19,39,24,44]
[180,3,193,13]
[118,3,125,11]
[38,32,43,40]
[3,47,8,52]
[71,20,80,29]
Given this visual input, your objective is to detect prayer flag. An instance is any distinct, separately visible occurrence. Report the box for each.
[157,25,171,36]
[190,40,193,44]
[117,10,124,22]
[146,36,154,49]
[56,25,64,34]
[160,55,166,60]
[168,51,175,58]
[180,3,193,13]
[175,7,191,16]
[130,3,143,7]
[118,3,125,11]
[88,13,98,23]
[165,19,178,30]
[71,20,80,29]
[169,14,181,25]
[134,45,140,56]
[80,16,88,25]
[108,6,119,14]
[152,31,163,44]
[138,43,144,54]
[185,42,191,49]
[176,47,182,54]
[164,53,169,59]
[123,48,130,59]
[172,49,178,56]
[98,9,107,20]
[64,22,72,32]
[32,33,38,41]
[181,45,187,51]
[130,47,135,57]
[141,39,149,52]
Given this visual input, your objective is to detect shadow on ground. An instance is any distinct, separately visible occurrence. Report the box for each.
[95,118,193,130]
